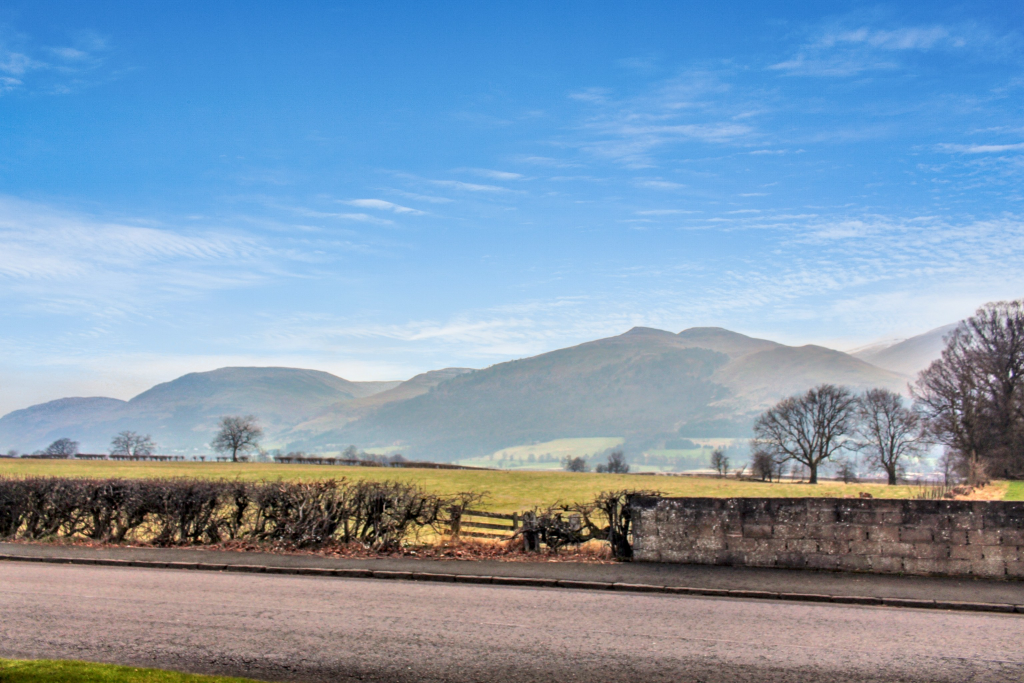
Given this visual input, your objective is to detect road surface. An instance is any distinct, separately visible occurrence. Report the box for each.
[1,561,1022,682]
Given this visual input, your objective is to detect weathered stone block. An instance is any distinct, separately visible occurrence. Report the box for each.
[836,554,872,571]
[772,524,808,540]
[981,545,1019,562]
[866,526,900,543]
[902,558,950,575]
[999,528,1024,545]
[785,539,820,554]
[833,525,868,542]
[933,528,968,545]
[725,537,762,553]
[899,526,934,543]
[775,552,807,569]
[741,524,773,539]
[968,529,1002,546]
[950,544,984,561]
[1004,561,1024,578]
[814,539,848,555]
[848,541,885,556]
[971,559,1007,578]
[912,543,950,560]
[804,554,840,570]
[805,524,836,540]
[869,556,904,573]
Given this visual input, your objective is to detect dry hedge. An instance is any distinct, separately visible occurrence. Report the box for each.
[0,476,466,549]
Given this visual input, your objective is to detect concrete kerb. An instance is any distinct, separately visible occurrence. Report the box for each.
[1,552,1021,615]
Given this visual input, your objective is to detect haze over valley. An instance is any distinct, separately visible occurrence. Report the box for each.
[0,322,951,461]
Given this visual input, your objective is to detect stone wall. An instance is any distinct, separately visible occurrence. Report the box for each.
[631,497,1024,579]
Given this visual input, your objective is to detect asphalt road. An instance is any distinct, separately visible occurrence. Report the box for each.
[1,562,1022,683]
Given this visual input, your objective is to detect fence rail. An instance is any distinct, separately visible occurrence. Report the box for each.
[451,508,520,539]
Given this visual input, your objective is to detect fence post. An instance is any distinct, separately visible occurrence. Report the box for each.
[448,505,463,538]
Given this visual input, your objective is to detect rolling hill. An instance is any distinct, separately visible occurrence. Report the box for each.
[0,367,399,454]
[290,327,908,459]
[0,327,914,458]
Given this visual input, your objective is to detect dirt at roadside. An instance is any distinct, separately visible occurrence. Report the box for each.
[5,535,618,564]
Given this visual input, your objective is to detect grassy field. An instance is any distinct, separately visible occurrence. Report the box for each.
[0,459,1012,511]
[453,437,624,470]
[1006,481,1024,501]
[0,659,258,683]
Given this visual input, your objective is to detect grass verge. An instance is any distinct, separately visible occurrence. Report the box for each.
[1005,481,1024,501]
[0,659,259,683]
[0,460,1013,509]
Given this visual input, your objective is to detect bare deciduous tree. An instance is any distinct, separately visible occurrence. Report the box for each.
[210,415,263,462]
[913,300,1024,482]
[563,456,588,472]
[854,388,925,485]
[752,384,858,484]
[110,431,156,458]
[43,438,79,458]
[750,447,782,482]
[710,447,729,477]
[595,450,629,474]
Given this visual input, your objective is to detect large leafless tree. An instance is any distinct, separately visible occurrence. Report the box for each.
[752,384,858,484]
[913,300,1024,482]
[109,431,156,457]
[211,415,263,462]
[853,388,924,485]
[43,438,79,458]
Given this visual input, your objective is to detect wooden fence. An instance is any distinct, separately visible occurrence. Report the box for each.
[450,509,521,540]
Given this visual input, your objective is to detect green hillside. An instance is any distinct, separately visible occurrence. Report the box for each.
[296,327,906,460]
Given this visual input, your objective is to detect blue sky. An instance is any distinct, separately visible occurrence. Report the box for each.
[1,1,1023,412]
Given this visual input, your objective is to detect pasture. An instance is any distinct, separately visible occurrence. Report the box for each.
[0,658,259,683]
[0,459,1011,511]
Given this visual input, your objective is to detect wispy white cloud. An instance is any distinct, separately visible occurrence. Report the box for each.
[634,179,687,190]
[461,168,525,180]
[428,179,511,193]
[771,22,977,77]
[0,197,282,317]
[282,204,394,225]
[342,199,425,215]
[0,28,111,95]
[937,142,1024,154]
[565,69,761,166]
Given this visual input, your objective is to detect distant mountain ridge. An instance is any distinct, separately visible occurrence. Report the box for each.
[0,367,401,454]
[0,325,936,458]
[288,326,907,459]
[852,323,957,377]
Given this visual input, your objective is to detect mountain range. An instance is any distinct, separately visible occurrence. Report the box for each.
[0,323,956,460]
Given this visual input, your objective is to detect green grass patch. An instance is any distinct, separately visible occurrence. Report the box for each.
[1004,481,1024,501]
[0,659,259,683]
[0,459,1001,511]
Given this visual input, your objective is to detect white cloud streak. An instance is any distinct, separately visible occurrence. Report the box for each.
[342,199,425,215]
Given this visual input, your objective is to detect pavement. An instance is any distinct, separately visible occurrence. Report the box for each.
[1,541,1022,611]
[1,560,1023,683]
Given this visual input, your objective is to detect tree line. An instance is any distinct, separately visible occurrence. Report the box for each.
[752,300,1024,485]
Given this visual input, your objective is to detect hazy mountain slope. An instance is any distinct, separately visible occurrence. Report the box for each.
[1,327,926,459]
[713,344,908,411]
[0,367,398,454]
[296,327,916,459]
[853,323,956,377]
[675,326,780,358]
[0,397,127,453]
[287,368,473,435]
[299,328,731,457]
